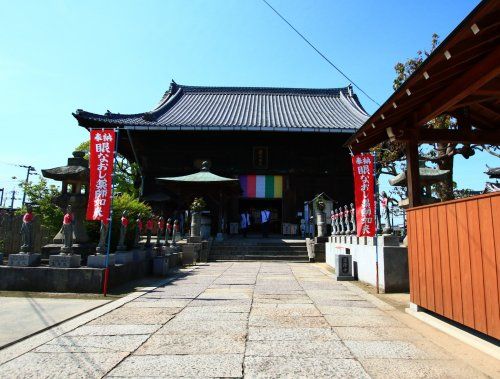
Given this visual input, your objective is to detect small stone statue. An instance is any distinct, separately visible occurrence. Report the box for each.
[343,205,350,235]
[330,210,336,236]
[145,216,153,248]
[117,211,129,250]
[333,209,338,235]
[172,219,179,246]
[20,205,34,253]
[350,203,356,235]
[61,205,74,254]
[165,218,172,246]
[134,213,142,248]
[338,208,345,235]
[96,219,108,254]
[156,216,164,247]
[380,191,395,235]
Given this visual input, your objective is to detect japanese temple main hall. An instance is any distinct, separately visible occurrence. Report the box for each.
[74,81,368,235]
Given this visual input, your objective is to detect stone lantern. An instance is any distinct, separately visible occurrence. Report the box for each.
[41,151,94,262]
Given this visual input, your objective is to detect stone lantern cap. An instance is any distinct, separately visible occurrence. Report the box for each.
[41,151,89,182]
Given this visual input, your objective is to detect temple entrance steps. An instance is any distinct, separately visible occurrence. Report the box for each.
[208,238,308,261]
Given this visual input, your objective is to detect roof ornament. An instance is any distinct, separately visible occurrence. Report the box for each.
[143,112,156,121]
[347,84,353,97]
[105,110,112,116]
[201,161,210,171]
[169,80,178,94]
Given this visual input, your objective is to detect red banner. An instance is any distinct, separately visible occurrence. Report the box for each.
[86,129,116,221]
[352,153,375,237]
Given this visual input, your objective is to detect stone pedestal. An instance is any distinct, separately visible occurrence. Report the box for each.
[335,254,355,281]
[182,243,201,265]
[115,251,133,264]
[132,249,146,262]
[188,236,202,243]
[87,254,116,268]
[8,253,41,267]
[316,212,326,237]
[153,255,170,276]
[306,238,315,262]
[190,212,201,237]
[49,254,81,268]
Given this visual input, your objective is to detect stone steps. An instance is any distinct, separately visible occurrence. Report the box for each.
[209,239,308,262]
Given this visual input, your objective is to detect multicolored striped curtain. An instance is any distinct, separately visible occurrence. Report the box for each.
[239,175,283,198]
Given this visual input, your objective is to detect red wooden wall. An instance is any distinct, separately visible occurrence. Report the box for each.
[407,192,500,340]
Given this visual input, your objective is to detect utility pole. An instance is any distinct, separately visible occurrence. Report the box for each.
[10,190,16,209]
[19,165,36,208]
[0,188,3,207]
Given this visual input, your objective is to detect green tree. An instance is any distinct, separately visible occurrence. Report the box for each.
[374,33,499,202]
[108,193,151,249]
[19,179,63,236]
[75,140,141,198]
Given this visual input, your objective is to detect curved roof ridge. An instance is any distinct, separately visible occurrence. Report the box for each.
[176,83,350,96]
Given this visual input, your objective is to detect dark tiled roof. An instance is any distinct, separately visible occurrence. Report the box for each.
[74,81,369,132]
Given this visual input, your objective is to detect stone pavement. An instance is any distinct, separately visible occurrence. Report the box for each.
[0,297,110,348]
[0,262,495,378]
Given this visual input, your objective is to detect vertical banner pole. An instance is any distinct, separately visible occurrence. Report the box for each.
[103,128,120,296]
[373,152,380,294]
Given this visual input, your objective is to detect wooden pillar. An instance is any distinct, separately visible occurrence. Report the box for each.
[406,138,421,207]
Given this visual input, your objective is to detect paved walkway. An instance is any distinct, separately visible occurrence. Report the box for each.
[0,297,109,348]
[0,262,495,378]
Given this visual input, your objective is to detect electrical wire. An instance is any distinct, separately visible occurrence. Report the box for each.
[260,0,381,107]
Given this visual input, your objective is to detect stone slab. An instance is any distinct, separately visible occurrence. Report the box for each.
[156,320,248,335]
[244,356,370,378]
[246,340,352,358]
[324,314,404,327]
[132,249,146,262]
[153,256,169,276]
[332,326,424,341]
[107,354,244,378]
[49,254,81,268]
[115,251,133,264]
[87,254,115,268]
[34,334,150,353]
[88,307,177,325]
[65,324,161,336]
[8,253,41,267]
[358,358,488,379]
[249,315,330,328]
[135,333,246,355]
[344,340,443,359]
[247,327,340,341]
[0,351,129,378]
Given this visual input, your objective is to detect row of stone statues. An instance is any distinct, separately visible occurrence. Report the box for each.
[95,212,182,255]
[19,206,182,257]
[330,203,356,235]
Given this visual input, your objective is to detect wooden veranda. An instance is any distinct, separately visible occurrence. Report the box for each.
[346,0,500,339]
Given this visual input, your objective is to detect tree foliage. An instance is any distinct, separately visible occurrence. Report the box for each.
[74,140,141,198]
[19,179,63,236]
[373,33,499,202]
[107,193,152,249]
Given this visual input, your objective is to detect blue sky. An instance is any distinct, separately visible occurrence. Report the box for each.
[0,0,497,208]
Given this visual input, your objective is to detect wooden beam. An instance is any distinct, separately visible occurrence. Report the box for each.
[405,137,421,208]
[416,128,500,144]
[415,46,500,126]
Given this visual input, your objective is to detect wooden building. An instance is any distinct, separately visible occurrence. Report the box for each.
[74,82,368,234]
[346,0,500,340]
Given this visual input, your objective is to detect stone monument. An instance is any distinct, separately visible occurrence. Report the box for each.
[350,203,356,235]
[87,219,115,268]
[343,205,350,235]
[49,205,81,268]
[134,214,142,248]
[145,216,153,248]
[8,205,41,267]
[115,211,133,264]
[41,151,94,258]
